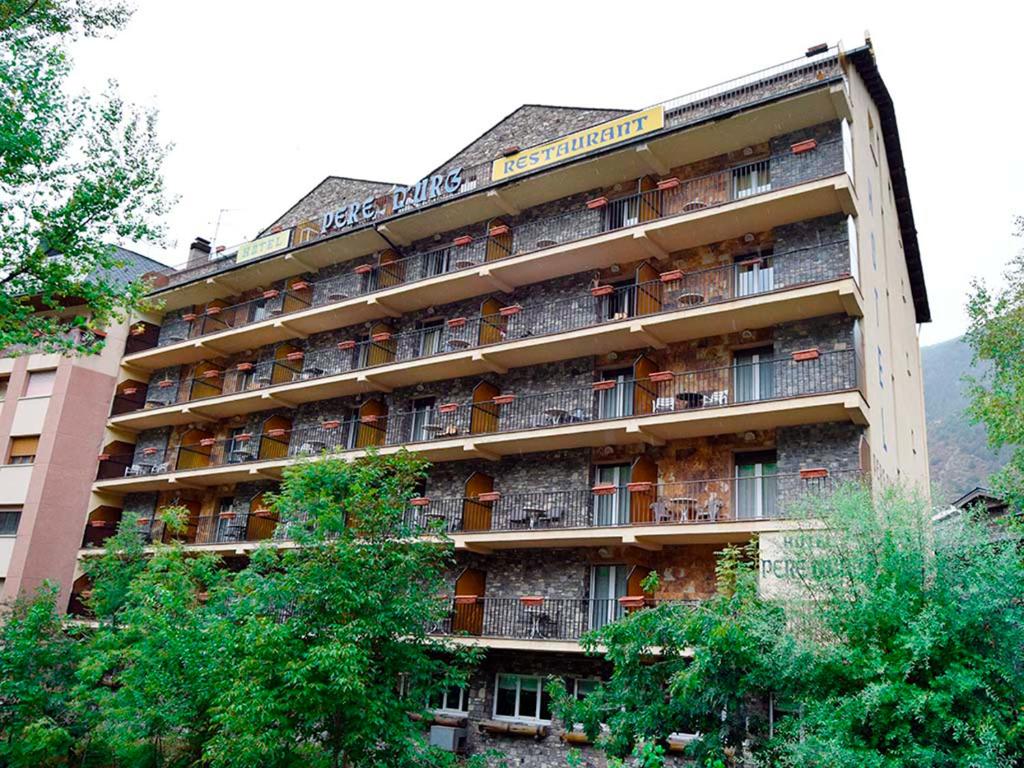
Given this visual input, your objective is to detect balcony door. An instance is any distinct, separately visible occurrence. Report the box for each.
[409,397,436,442]
[635,262,662,316]
[485,219,513,262]
[597,368,634,419]
[629,455,657,524]
[356,399,387,448]
[593,464,630,526]
[735,251,775,297]
[272,344,301,385]
[453,568,485,635]
[366,322,396,366]
[177,428,212,471]
[733,346,775,403]
[735,451,779,520]
[258,415,291,461]
[479,298,508,345]
[471,381,500,435]
[590,565,628,630]
[462,472,493,532]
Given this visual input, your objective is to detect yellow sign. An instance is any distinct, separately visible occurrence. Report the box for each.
[491,106,665,182]
[236,230,291,264]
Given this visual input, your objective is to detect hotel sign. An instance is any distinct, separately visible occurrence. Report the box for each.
[491,106,665,182]
[236,229,291,264]
[758,530,837,600]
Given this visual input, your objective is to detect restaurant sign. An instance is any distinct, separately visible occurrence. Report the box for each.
[235,229,291,264]
[320,167,464,236]
[491,106,665,182]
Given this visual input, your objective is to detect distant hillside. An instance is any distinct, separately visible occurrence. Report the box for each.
[922,336,1009,502]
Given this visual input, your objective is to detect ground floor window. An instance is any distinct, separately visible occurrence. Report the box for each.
[494,673,552,722]
[429,685,468,714]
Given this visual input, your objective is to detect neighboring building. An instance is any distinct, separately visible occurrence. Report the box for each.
[933,486,1014,526]
[74,41,929,764]
[0,247,164,606]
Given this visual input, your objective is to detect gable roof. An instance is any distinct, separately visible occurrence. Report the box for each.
[260,175,400,237]
[102,245,166,286]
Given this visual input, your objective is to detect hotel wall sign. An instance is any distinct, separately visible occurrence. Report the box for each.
[320,167,464,235]
[491,106,665,182]
[235,229,291,264]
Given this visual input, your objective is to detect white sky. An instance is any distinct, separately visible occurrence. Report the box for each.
[71,1,1023,346]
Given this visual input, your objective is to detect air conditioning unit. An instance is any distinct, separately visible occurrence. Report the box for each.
[429,725,467,753]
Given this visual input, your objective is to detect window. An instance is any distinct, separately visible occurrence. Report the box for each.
[494,674,552,722]
[593,464,630,526]
[8,436,39,465]
[870,231,877,270]
[847,216,859,283]
[25,370,56,397]
[215,497,235,541]
[732,161,771,199]
[574,679,600,700]
[428,685,468,714]
[0,508,21,536]
[734,251,774,297]
[605,195,640,230]
[597,368,634,419]
[418,320,445,357]
[877,346,885,390]
[226,428,251,462]
[596,283,634,321]
[733,347,775,403]
[0,376,8,401]
[422,247,453,278]
[867,178,873,214]
[590,564,628,630]
[735,451,778,520]
[841,119,854,181]
[410,397,436,442]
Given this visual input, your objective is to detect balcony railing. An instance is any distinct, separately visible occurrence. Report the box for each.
[153,49,841,289]
[129,237,851,414]
[430,596,697,641]
[99,349,859,481]
[153,135,843,350]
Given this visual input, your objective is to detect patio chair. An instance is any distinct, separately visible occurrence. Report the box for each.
[703,389,728,407]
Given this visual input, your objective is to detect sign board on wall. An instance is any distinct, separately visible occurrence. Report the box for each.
[235,230,292,264]
[491,106,666,182]
[758,529,834,601]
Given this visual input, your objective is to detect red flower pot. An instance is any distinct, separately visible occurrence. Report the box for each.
[477,491,501,502]
[590,285,613,297]
[285,351,304,362]
[218,510,236,520]
[520,595,544,607]
[157,379,174,388]
[337,340,357,351]
[454,594,478,605]
[452,235,473,247]
[234,433,252,442]
[447,317,467,329]
[199,437,216,447]
[489,224,511,237]
[799,467,830,479]
[236,362,254,372]
[648,371,675,383]
[371,332,392,343]
[591,484,617,496]
[498,304,522,317]
[792,348,820,362]
[627,481,652,493]
[791,139,818,154]
[618,595,647,609]
[97,452,111,461]
[196,591,209,602]
[586,196,608,210]
[410,497,431,507]
[659,270,683,283]
[266,428,287,438]
[205,306,222,316]
[262,289,280,299]
[89,520,112,528]
[142,447,159,456]
[291,280,310,291]
[360,414,380,424]
[592,380,617,391]
[437,402,459,414]
[321,419,341,429]
[656,177,681,191]
[200,369,222,379]
[122,386,139,395]
[252,508,273,519]
[492,394,515,405]
[354,264,373,275]
[182,313,198,322]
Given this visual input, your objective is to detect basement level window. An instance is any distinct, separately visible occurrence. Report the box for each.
[428,685,468,715]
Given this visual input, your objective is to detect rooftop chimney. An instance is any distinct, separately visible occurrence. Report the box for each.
[187,237,211,267]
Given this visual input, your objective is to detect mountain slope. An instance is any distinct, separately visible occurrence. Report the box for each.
[922,336,1009,502]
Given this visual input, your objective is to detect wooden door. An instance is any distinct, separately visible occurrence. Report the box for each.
[632,355,658,415]
[176,428,213,471]
[160,498,201,543]
[462,472,494,531]
[378,249,405,287]
[638,176,661,223]
[259,415,291,460]
[273,343,301,385]
[470,381,500,435]
[635,262,662,316]
[453,568,485,635]
[356,399,387,448]
[478,297,508,345]
[627,565,653,597]
[190,361,223,400]
[485,219,513,262]
[366,322,396,366]
[283,282,312,313]
[629,455,658,523]
[246,491,278,541]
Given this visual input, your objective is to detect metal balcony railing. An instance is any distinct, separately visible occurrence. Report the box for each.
[153,49,841,288]
[153,134,842,349]
[429,596,698,641]
[99,349,860,481]
[128,236,851,415]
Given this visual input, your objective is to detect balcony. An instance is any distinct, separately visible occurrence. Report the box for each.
[94,350,865,493]
[131,132,853,369]
[112,242,861,431]
[148,49,846,304]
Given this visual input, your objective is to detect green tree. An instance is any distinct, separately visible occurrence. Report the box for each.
[965,215,1024,511]
[0,0,171,355]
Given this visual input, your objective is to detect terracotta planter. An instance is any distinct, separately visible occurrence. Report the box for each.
[354,264,373,275]
[136,517,151,526]
[266,428,287,438]
[476,491,501,502]
[590,285,613,297]
[182,313,198,322]
[285,351,304,362]
[337,340,357,351]
[489,224,511,237]
[291,280,310,291]
[659,269,683,283]
[157,379,174,388]
[234,433,252,442]
[262,289,280,299]
[498,304,522,317]
[236,362,254,371]
[205,306,222,316]
[196,591,209,603]
[627,481,652,493]
[791,139,818,154]
[447,317,467,329]
[453,594,478,605]
[492,394,516,405]
[410,497,431,507]
[592,379,617,391]
[199,437,216,447]
[200,369,222,379]
[218,510,236,520]
[80,590,94,600]
[252,508,273,519]
[520,595,544,607]
[799,467,830,479]
[618,595,647,609]
[122,386,139,395]
[592,483,617,496]
[321,419,341,429]
[88,520,112,528]
[437,402,459,414]
[142,447,159,456]
[371,332,392,343]
[360,414,380,424]
[97,452,111,461]
[586,196,608,210]
[792,348,820,362]
[648,370,675,383]
[656,177,681,191]
[452,235,473,247]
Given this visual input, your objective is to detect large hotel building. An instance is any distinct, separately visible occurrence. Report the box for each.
[72,41,928,762]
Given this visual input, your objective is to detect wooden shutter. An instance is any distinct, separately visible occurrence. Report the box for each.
[272,344,301,385]
[629,455,658,523]
[367,323,396,366]
[638,176,661,223]
[462,472,494,532]
[356,399,387,448]
[470,381,500,435]
[485,220,513,262]
[190,361,223,400]
[453,568,486,635]
[633,355,658,415]
[176,428,212,471]
[635,261,662,316]
[282,281,312,313]
[378,249,405,287]
[246,492,277,541]
[8,435,39,460]
[259,415,291,460]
